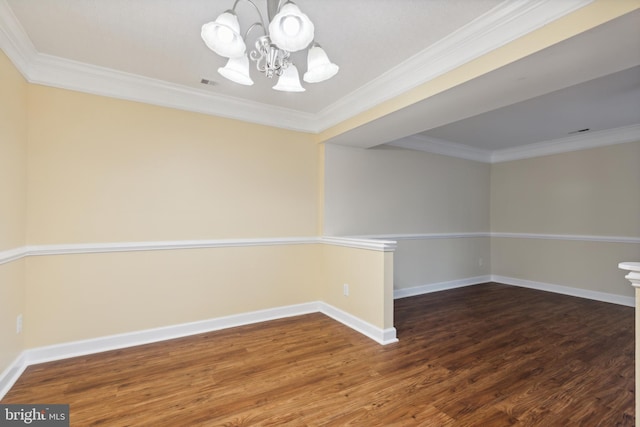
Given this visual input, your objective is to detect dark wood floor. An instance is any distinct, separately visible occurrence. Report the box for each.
[3,283,634,426]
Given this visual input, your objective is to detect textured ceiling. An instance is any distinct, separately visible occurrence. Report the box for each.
[420,65,640,151]
[3,0,639,156]
[6,0,502,113]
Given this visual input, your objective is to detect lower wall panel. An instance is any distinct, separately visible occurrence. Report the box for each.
[491,237,639,298]
[24,245,323,348]
[2,239,398,398]
[393,237,491,291]
[322,244,394,330]
[0,260,25,375]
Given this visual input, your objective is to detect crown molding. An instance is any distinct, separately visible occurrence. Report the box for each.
[0,2,317,133]
[314,0,594,131]
[31,53,319,133]
[387,124,640,163]
[0,0,36,76]
[387,134,492,163]
[490,123,640,162]
[0,0,593,134]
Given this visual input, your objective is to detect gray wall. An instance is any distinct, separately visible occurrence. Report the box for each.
[324,144,491,291]
[324,141,640,299]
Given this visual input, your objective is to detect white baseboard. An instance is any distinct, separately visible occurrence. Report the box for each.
[492,275,636,307]
[0,301,396,400]
[0,352,27,400]
[319,303,398,345]
[24,302,323,367]
[394,275,491,299]
[394,275,634,307]
[2,274,630,399]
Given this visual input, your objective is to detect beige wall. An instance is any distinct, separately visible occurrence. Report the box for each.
[491,142,640,236]
[0,50,27,372]
[323,144,491,290]
[0,261,25,375]
[26,85,319,244]
[25,245,324,347]
[13,83,393,350]
[18,86,334,348]
[491,142,640,297]
[321,245,394,330]
[0,51,27,251]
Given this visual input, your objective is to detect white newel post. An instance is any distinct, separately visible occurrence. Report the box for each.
[619,261,640,425]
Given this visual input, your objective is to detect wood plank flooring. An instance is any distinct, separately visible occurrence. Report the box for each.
[2,283,634,426]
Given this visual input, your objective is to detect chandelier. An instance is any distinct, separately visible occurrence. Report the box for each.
[201,0,339,92]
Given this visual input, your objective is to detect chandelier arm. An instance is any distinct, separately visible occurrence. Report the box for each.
[243,22,266,41]
[266,0,287,21]
[231,0,267,31]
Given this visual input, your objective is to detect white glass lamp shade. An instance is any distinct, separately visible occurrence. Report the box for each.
[268,2,314,52]
[303,45,339,83]
[201,11,246,58]
[218,55,254,86]
[272,65,305,92]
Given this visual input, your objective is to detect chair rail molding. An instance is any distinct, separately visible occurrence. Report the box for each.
[0,236,397,265]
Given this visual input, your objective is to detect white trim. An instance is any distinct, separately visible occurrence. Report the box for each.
[491,233,640,244]
[315,0,594,131]
[352,232,640,244]
[24,302,321,366]
[490,124,640,163]
[393,275,634,306]
[387,135,492,163]
[319,303,398,345]
[0,247,28,265]
[619,262,640,273]
[0,237,396,265]
[2,233,635,265]
[619,262,640,288]
[29,53,318,134]
[320,236,397,252]
[351,232,491,241]
[0,301,396,399]
[0,352,27,400]
[388,124,640,164]
[27,237,319,256]
[394,276,491,299]
[0,0,36,78]
[0,0,592,133]
[492,275,636,307]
